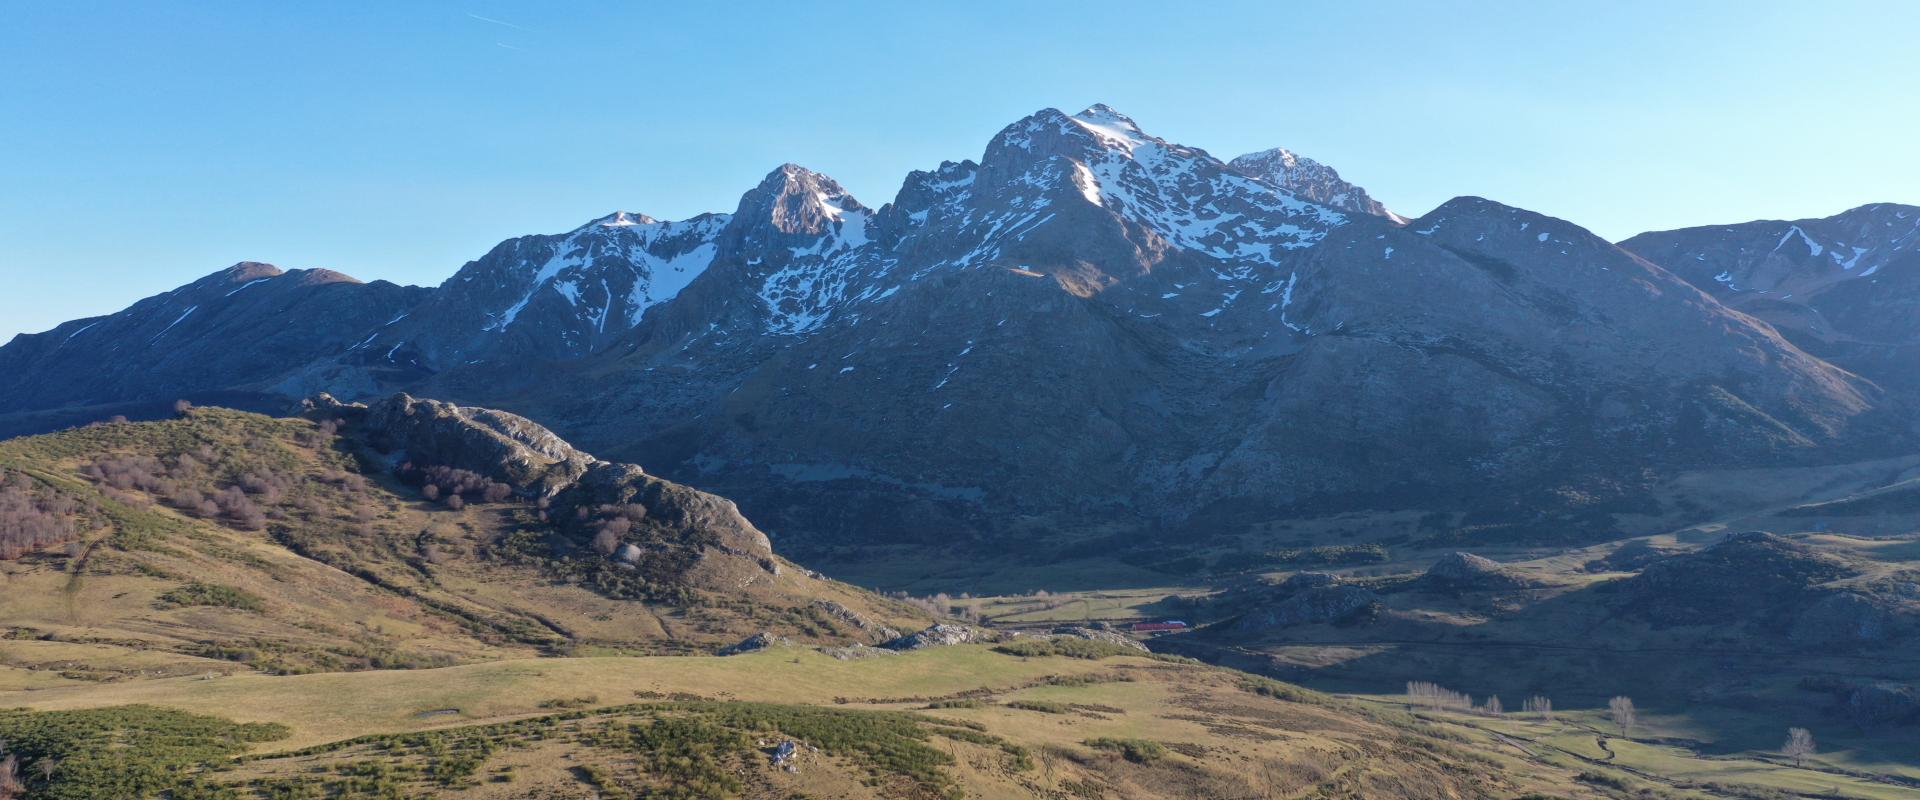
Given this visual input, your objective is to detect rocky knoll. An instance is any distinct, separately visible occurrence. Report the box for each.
[309,392,786,596]
[1619,531,1910,648]
[1421,552,1536,593]
[1230,572,1381,631]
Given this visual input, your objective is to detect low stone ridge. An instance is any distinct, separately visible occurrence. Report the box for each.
[814,599,902,644]
[1048,625,1150,652]
[1281,571,1343,590]
[883,623,992,651]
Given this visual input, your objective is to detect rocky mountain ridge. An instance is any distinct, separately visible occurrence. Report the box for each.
[1,106,1913,574]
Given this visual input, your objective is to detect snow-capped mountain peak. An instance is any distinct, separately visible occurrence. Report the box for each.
[1228,147,1403,222]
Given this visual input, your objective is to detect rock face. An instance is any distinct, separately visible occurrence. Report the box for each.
[1422,553,1533,592]
[1621,203,1920,399]
[358,393,594,496]
[1228,147,1403,222]
[1,106,1911,570]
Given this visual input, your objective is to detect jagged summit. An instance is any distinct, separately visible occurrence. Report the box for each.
[1229,146,1402,222]
[586,210,660,229]
[731,163,870,240]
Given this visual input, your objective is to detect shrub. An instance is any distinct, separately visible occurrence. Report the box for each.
[157,582,265,612]
[992,638,1142,660]
[1085,737,1166,763]
[0,473,85,560]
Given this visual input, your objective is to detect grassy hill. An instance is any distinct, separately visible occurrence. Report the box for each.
[0,406,923,677]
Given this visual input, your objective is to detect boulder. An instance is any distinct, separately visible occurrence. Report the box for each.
[719,632,790,656]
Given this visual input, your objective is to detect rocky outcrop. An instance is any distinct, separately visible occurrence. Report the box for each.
[883,623,991,651]
[361,393,593,496]
[1233,585,1380,631]
[718,632,791,656]
[1422,553,1534,593]
[345,392,779,594]
[1048,625,1150,652]
[813,600,902,644]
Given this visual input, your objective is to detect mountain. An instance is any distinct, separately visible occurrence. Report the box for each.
[0,263,427,417]
[1620,203,1920,396]
[470,108,1901,568]
[1228,146,1406,222]
[0,106,1908,578]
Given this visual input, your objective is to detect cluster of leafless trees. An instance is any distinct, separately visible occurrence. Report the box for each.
[0,474,86,560]
[1406,681,1476,712]
[82,448,280,529]
[401,464,513,510]
[580,503,650,556]
[81,449,291,531]
[1522,695,1553,720]
[888,591,984,621]
[1405,683,1562,721]
[1609,695,1637,736]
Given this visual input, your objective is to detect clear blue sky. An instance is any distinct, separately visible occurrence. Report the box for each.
[3,1,1916,340]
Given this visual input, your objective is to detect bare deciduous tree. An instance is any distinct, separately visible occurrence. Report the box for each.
[0,752,23,800]
[1608,696,1637,737]
[1783,727,1815,767]
[1523,695,1553,721]
[1483,695,1504,716]
[1406,681,1474,712]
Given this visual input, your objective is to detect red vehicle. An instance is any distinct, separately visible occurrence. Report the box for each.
[1129,620,1189,633]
